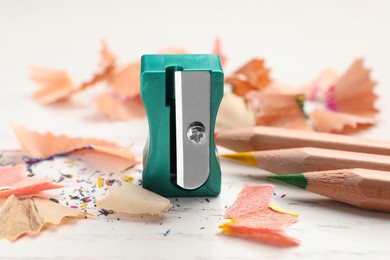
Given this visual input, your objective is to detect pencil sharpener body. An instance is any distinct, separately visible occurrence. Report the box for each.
[140,54,223,197]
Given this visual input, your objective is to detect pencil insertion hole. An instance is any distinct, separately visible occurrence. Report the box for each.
[186,122,207,145]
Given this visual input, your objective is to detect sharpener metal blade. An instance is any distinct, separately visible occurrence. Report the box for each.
[175,71,211,190]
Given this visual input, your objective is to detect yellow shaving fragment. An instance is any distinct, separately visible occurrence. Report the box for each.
[82,212,95,217]
[64,160,78,167]
[123,176,134,182]
[80,203,88,208]
[98,176,103,188]
[218,218,236,233]
[269,203,299,217]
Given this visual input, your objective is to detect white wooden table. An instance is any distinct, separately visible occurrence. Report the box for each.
[1,1,390,259]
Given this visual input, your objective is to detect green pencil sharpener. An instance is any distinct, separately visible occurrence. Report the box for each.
[140,54,224,197]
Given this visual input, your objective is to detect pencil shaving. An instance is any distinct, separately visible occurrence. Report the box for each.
[304,59,378,133]
[96,182,172,216]
[107,62,140,98]
[30,40,116,105]
[95,92,145,120]
[244,91,310,131]
[329,59,378,117]
[225,58,272,95]
[305,68,339,101]
[30,66,75,104]
[0,195,81,241]
[11,124,136,164]
[220,184,300,247]
[216,93,256,129]
[0,165,63,198]
[310,110,376,133]
[75,39,117,94]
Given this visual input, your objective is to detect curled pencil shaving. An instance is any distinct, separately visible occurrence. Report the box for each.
[225,59,272,95]
[0,165,63,198]
[305,59,378,133]
[0,195,81,241]
[244,91,310,131]
[95,92,145,120]
[220,184,300,247]
[30,66,75,104]
[30,40,117,105]
[96,182,172,216]
[310,110,376,133]
[30,39,223,120]
[75,39,117,93]
[326,59,378,117]
[265,81,304,95]
[216,93,256,129]
[107,61,140,98]
[305,68,339,101]
[97,46,190,119]
[11,124,136,163]
[223,57,378,134]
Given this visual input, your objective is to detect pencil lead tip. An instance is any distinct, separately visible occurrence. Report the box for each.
[267,174,308,189]
[220,152,257,166]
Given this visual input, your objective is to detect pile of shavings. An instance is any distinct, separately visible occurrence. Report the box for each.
[30,38,226,121]
[218,58,378,134]
[30,38,377,134]
[0,125,172,241]
[220,184,300,247]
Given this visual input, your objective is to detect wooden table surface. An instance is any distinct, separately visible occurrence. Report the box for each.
[1,1,390,259]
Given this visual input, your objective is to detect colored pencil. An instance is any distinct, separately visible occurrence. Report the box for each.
[220,147,390,174]
[215,126,390,156]
[267,168,390,212]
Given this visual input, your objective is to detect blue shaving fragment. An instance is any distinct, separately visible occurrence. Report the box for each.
[163,229,171,236]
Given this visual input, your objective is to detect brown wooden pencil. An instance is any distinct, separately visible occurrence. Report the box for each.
[268,168,390,213]
[215,126,390,156]
[221,147,390,174]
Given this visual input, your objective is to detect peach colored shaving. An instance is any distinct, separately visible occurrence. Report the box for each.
[265,81,303,95]
[225,184,274,218]
[244,91,310,131]
[11,124,136,162]
[99,39,117,68]
[220,184,300,247]
[330,59,378,118]
[75,39,117,94]
[0,195,81,241]
[108,62,140,98]
[304,68,339,101]
[30,66,75,104]
[216,93,256,129]
[95,92,145,120]
[0,165,63,198]
[0,165,24,186]
[310,110,376,133]
[30,40,116,104]
[221,225,300,247]
[96,182,172,216]
[225,59,272,96]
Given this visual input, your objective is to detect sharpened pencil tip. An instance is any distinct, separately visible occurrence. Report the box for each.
[220,152,257,167]
[267,174,308,189]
